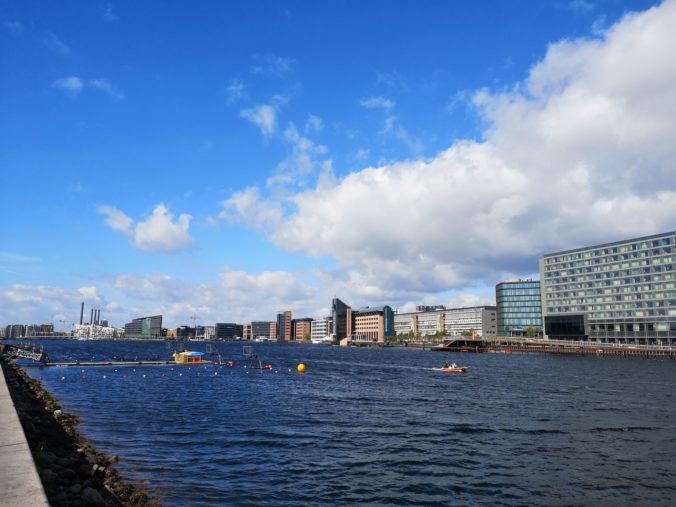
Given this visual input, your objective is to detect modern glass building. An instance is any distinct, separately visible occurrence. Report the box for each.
[539,231,676,345]
[124,315,163,339]
[495,280,542,337]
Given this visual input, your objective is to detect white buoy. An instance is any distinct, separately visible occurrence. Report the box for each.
[103,375,106,379]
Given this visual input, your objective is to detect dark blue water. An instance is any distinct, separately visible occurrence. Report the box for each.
[25,340,676,506]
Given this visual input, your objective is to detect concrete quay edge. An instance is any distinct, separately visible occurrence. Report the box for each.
[0,362,49,507]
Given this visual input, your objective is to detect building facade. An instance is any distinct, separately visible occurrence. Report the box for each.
[540,231,676,345]
[124,315,163,339]
[276,311,292,342]
[496,279,543,337]
[292,318,313,341]
[351,306,394,344]
[394,306,497,338]
[215,322,238,340]
[310,318,331,342]
[251,321,275,340]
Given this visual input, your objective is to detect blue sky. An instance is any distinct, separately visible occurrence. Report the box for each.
[2,0,674,328]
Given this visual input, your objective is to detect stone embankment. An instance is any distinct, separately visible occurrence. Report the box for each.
[1,362,161,507]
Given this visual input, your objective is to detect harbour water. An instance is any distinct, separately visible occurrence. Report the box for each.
[24,340,676,506]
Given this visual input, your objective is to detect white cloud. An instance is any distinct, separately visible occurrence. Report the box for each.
[51,76,124,100]
[250,54,295,76]
[240,104,277,137]
[226,77,247,104]
[226,2,676,304]
[52,76,83,95]
[98,205,133,235]
[45,32,71,56]
[101,3,119,21]
[88,79,125,100]
[360,96,396,110]
[78,286,99,301]
[219,187,282,230]
[305,114,323,134]
[98,203,195,254]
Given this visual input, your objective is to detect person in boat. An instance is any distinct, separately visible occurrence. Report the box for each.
[451,363,458,368]
[443,361,449,369]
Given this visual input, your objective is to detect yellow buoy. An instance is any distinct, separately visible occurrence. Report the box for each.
[297,363,306,373]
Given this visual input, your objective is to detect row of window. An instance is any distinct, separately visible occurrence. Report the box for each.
[548,309,676,318]
[544,248,674,271]
[544,237,675,265]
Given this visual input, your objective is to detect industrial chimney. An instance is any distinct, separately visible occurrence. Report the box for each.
[80,302,84,325]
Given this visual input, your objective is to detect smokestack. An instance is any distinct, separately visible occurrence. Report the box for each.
[80,302,84,325]
[90,309,94,325]
[96,309,100,324]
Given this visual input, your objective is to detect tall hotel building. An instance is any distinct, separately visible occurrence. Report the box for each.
[495,280,543,336]
[540,231,676,345]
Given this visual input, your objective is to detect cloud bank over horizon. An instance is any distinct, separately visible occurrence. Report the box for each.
[225,1,676,307]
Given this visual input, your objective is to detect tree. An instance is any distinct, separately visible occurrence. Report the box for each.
[526,326,538,338]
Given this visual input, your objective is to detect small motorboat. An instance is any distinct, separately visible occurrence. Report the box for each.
[436,367,467,373]
[173,350,206,365]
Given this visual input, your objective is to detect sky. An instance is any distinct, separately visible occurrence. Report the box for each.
[1,0,675,329]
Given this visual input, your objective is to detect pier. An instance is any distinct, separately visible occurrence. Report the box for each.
[431,338,676,358]
[0,362,49,506]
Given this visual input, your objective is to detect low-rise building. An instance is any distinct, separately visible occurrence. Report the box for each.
[124,315,163,339]
[292,318,313,341]
[394,306,497,339]
[311,318,331,342]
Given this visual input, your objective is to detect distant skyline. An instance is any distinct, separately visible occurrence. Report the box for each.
[1,0,674,328]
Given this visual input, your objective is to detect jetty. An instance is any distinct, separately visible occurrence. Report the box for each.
[431,338,676,358]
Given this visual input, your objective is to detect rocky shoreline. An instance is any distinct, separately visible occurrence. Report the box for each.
[2,362,162,507]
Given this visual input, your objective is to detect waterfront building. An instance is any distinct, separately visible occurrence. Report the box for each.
[496,279,543,337]
[352,306,394,344]
[215,322,238,340]
[73,324,122,339]
[276,311,292,342]
[394,306,497,338]
[176,325,195,339]
[292,318,313,341]
[25,324,55,337]
[540,231,676,345]
[204,326,216,341]
[123,315,163,339]
[242,323,252,341]
[251,321,275,340]
[4,324,26,338]
[443,307,497,337]
[310,318,331,342]
[332,297,351,343]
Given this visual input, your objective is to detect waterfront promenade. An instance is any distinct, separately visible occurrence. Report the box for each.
[0,363,49,507]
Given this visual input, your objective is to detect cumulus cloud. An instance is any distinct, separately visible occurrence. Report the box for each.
[240,104,277,137]
[98,203,195,254]
[226,2,676,305]
[219,187,283,230]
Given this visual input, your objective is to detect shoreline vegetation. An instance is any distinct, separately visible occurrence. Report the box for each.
[2,362,161,507]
